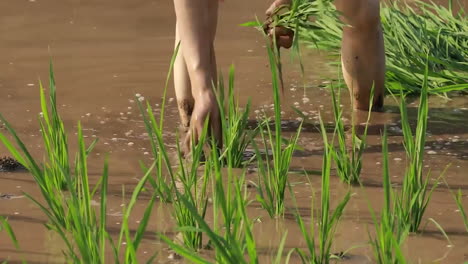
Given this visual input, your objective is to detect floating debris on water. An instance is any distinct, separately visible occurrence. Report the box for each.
[168,252,182,260]
[0,156,24,172]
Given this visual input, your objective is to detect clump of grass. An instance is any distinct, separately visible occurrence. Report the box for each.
[136,44,182,203]
[329,87,373,185]
[253,36,302,218]
[292,137,351,263]
[290,113,351,263]
[38,63,71,190]
[160,139,268,264]
[393,63,440,232]
[0,65,158,263]
[168,121,210,251]
[138,100,174,202]
[452,189,468,232]
[215,65,255,168]
[368,128,408,264]
[0,216,22,261]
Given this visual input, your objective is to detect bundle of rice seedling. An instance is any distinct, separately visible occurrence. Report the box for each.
[245,0,467,95]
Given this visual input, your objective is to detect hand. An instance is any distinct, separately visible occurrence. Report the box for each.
[266,0,292,17]
[268,25,294,49]
[265,0,294,49]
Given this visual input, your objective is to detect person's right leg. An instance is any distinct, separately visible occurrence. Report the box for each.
[173,0,221,154]
[174,25,194,131]
[335,0,385,111]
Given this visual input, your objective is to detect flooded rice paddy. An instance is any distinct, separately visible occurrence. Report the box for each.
[1,0,467,263]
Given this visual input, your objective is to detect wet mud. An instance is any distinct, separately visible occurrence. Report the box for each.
[1,0,467,263]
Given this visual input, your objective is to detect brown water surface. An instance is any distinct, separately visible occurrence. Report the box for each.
[1,0,467,263]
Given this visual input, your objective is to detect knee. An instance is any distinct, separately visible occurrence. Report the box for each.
[338,0,381,28]
[189,66,216,93]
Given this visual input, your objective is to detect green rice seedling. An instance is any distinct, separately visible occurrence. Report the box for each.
[2,120,158,263]
[38,62,71,190]
[253,35,303,217]
[168,120,211,251]
[0,64,158,263]
[0,216,23,263]
[452,189,468,232]
[137,100,175,202]
[160,139,263,264]
[368,128,408,264]
[291,115,351,263]
[0,67,88,230]
[393,63,440,233]
[136,43,182,203]
[381,1,468,95]
[215,65,256,168]
[329,86,373,185]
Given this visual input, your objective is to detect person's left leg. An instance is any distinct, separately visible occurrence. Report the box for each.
[173,0,221,154]
[335,0,385,111]
[174,24,195,131]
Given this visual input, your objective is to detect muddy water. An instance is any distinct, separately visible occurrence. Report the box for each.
[1,0,467,263]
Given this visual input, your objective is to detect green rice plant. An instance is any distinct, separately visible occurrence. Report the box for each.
[1,120,158,263]
[38,62,71,190]
[215,65,256,168]
[136,43,182,203]
[0,65,158,263]
[381,1,468,95]
[452,189,468,232]
[329,86,373,185]
[252,35,302,217]
[0,67,87,230]
[0,216,23,264]
[291,114,351,263]
[393,63,440,232]
[168,120,210,251]
[368,128,408,264]
[137,100,174,202]
[160,138,274,264]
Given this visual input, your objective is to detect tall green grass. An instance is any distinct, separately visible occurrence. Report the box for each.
[169,121,210,251]
[452,189,468,232]
[368,129,408,264]
[0,65,158,263]
[0,63,72,192]
[215,65,255,168]
[329,87,373,185]
[38,63,71,190]
[136,43,182,203]
[253,35,302,217]
[393,64,440,232]
[292,116,351,264]
[0,216,22,263]
[160,138,272,264]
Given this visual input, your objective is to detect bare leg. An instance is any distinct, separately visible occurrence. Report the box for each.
[174,25,194,130]
[335,0,385,111]
[173,0,221,153]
